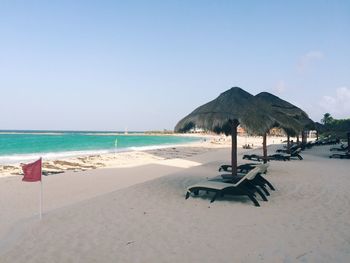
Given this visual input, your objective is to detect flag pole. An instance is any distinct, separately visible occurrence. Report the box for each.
[21,157,43,220]
[115,138,118,158]
[39,157,43,220]
[40,180,42,220]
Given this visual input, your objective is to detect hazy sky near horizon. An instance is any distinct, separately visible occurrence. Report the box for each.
[1,0,349,131]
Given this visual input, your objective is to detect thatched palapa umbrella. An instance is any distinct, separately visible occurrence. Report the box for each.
[255,92,308,134]
[254,92,313,158]
[175,87,276,175]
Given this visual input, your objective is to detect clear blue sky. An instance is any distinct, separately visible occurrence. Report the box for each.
[1,0,349,131]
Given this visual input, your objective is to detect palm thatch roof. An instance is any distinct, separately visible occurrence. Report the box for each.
[314,122,326,132]
[174,87,315,174]
[175,87,279,175]
[174,87,276,135]
[254,92,314,134]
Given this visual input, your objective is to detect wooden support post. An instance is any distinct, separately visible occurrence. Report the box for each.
[263,133,267,164]
[231,120,239,176]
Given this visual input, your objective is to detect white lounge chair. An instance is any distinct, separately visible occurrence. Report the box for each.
[185,167,264,206]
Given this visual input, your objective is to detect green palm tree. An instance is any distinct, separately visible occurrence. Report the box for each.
[321,113,333,125]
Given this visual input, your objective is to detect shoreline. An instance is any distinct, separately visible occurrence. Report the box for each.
[0,135,216,178]
[0,134,297,178]
[0,132,204,166]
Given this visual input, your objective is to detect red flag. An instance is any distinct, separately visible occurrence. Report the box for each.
[22,158,42,182]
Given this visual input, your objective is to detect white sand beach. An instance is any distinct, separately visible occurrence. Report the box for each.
[1,136,350,262]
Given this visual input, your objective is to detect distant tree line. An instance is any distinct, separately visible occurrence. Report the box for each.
[320,113,350,138]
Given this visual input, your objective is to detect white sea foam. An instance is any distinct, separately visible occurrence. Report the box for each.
[0,143,195,165]
[0,149,111,165]
[125,144,181,151]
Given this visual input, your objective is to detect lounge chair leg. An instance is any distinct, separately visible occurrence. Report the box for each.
[244,187,256,197]
[185,192,190,199]
[297,154,303,160]
[210,192,218,203]
[238,186,261,206]
[263,179,276,191]
[260,185,270,196]
[255,176,273,191]
[245,182,268,200]
[255,187,268,201]
[247,194,260,207]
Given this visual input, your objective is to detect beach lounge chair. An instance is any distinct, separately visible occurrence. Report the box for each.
[329,152,350,159]
[276,144,299,153]
[219,163,269,178]
[247,163,275,191]
[330,144,348,152]
[242,154,267,162]
[286,147,303,160]
[218,163,274,192]
[268,153,290,161]
[318,137,340,145]
[270,147,303,161]
[185,167,264,206]
[219,163,261,173]
[242,153,289,161]
[217,166,273,195]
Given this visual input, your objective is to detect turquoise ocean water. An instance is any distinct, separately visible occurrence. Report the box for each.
[0,131,199,164]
